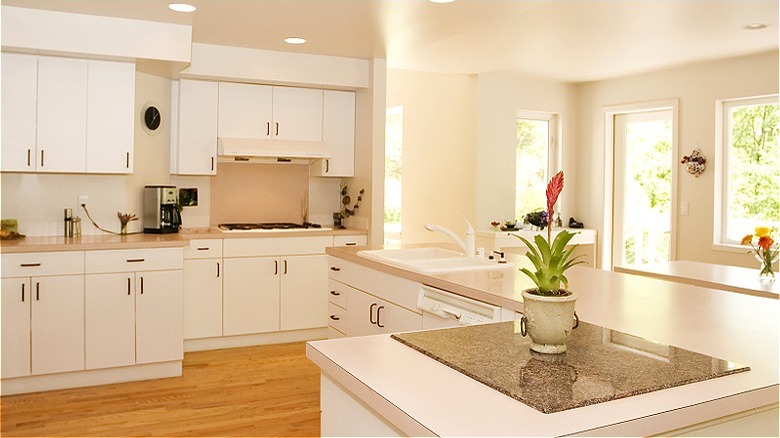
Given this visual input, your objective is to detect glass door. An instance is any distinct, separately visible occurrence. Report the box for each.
[613,110,673,267]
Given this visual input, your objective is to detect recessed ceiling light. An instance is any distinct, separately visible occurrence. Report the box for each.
[284,37,307,45]
[168,3,196,13]
[742,23,769,31]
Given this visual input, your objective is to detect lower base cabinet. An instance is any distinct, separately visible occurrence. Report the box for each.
[346,286,422,337]
[223,257,280,336]
[86,270,183,369]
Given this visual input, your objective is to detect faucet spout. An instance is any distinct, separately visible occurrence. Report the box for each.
[424,212,476,257]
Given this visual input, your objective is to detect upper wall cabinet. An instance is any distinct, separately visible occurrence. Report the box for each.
[217,82,323,142]
[1,53,135,174]
[312,90,356,177]
[171,79,218,175]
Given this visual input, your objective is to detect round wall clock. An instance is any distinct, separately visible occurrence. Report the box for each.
[141,103,161,135]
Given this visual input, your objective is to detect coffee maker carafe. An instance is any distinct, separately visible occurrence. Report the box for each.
[143,185,181,234]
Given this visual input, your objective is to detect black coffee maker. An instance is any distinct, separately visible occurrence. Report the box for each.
[143,185,181,233]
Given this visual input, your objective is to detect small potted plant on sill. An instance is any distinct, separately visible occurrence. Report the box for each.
[515,171,585,354]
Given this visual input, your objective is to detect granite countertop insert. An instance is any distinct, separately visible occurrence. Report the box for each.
[392,321,749,414]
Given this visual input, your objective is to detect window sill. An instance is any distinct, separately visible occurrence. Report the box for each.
[711,243,751,254]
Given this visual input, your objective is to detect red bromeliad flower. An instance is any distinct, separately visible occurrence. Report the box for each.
[545,171,565,242]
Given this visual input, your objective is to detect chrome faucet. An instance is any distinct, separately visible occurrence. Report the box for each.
[424,212,476,257]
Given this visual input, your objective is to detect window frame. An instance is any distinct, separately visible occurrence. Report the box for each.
[714,94,779,251]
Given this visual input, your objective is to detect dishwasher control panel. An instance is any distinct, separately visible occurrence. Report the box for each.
[417,285,501,328]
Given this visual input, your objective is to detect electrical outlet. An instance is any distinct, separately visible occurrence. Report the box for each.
[79,195,89,207]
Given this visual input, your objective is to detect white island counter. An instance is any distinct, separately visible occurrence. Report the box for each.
[307,248,779,436]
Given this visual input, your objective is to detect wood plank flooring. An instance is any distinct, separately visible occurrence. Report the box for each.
[0,342,321,437]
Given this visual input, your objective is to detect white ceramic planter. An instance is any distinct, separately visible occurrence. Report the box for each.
[520,289,578,354]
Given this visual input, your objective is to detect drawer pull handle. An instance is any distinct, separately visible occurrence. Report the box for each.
[330,315,340,321]
[330,267,341,272]
[197,247,210,251]
[369,303,377,325]
[376,305,385,328]
[126,258,145,263]
[345,242,357,246]
[330,290,340,296]
[20,263,41,267]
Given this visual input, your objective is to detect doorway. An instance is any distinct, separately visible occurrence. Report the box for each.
[612,109,674,267]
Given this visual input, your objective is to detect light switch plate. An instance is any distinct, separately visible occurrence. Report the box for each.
[680,201,689,216]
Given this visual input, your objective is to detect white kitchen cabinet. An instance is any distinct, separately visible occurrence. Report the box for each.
[1,278,32,378]
[222,257,280,336]
[183,239,223,340]
[280,255,328,331]
[332,234,367,247]
[84,248,183,369]
[218,82,273,139]
[1,52,38,172]
[1,251,86,378]
[36,56,89,173]
[312,90,355,177]
[86,60,135,173]
[272,87,323,141]
[346,286,422,337]
[173,79,218,175]
[217,82,323,142]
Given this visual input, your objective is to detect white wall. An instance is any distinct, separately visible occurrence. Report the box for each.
[575,50,779,268]
[475,71,578,229]
[386,69,477,245]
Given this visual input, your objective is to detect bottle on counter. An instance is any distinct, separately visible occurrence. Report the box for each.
[64,208,73,237]
[73,217,82,237]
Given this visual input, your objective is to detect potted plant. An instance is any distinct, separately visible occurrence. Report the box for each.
[515,171,585,354]
[741,226,779,282]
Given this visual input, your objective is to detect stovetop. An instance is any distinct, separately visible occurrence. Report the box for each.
[217,222,326,232]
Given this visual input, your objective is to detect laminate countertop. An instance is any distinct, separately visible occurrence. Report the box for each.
[0,227,367,253]
[311,245,780,436]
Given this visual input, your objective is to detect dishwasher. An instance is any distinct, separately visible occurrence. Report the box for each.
[417,285,502,329]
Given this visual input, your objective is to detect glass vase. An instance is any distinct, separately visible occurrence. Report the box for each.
[756,251,779,283]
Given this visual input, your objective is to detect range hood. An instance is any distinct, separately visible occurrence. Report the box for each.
[217,138,330,164]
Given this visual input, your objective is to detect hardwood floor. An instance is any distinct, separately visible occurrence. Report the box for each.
[0,342,321,437]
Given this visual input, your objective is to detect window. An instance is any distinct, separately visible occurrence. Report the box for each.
[385,105,403,245]
[516,111,557,222]
[718,95,779,245]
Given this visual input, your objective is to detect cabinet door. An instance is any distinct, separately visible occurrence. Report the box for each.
[280,255,328,331]
[183,259,223,340]
[135,271,183,364]
[218,82,273,139]
[345,286,380,337]
[37,56,88,172]
[374,298,422,335]
[85,273,136,369]
[86,60,135,173]
[176,79,218,175]
[316,90,355,177]
[223,257,280,336]
[272,87,323,141]
[31,275,85,375]
[1,278,31,378]
[1,52,38,172]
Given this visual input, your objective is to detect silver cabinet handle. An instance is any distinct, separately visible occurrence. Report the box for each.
[369,303,377,325]
[376,306,385,328]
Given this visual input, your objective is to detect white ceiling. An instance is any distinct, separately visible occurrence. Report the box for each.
[3,0,778,82]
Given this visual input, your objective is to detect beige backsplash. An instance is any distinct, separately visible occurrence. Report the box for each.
[210,162,310,224]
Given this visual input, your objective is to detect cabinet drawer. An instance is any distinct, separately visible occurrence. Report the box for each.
[327,256,349,282]
[333,235,366,247]
[184,239,223,259]
[328,302,346,334]
[1,251,84,277]
[85,248,183,273]
[328,279,347,308]
[224,236,332,257]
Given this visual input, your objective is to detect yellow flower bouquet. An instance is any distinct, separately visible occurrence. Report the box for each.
[741,227,780,280]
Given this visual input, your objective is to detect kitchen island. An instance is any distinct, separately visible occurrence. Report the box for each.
[307,247,779,436]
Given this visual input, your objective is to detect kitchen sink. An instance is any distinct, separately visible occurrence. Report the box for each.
[357,248,514,274]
